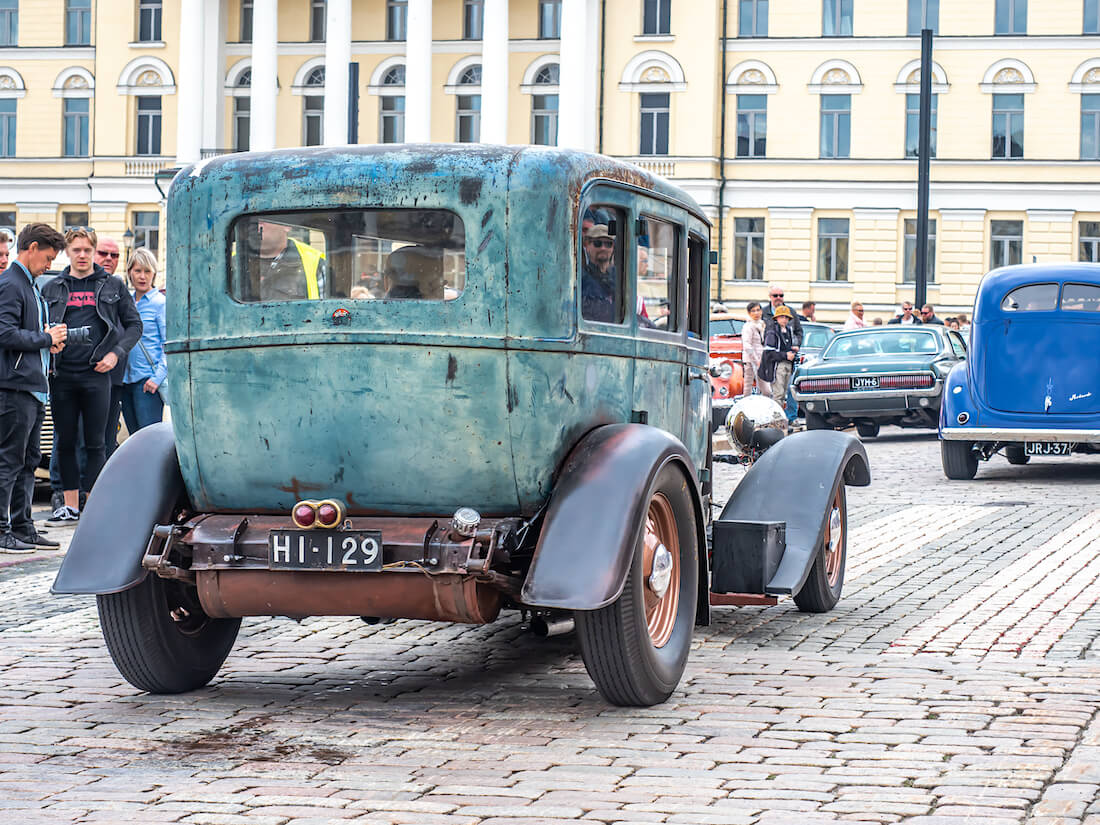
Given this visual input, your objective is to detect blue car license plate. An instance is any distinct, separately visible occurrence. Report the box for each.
[1024,442,1074,456]
[269,530,383,571]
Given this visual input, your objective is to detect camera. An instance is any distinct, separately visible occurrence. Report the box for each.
[66,325,92,345]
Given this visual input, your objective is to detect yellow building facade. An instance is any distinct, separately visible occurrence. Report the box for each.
[0,0,1098,321]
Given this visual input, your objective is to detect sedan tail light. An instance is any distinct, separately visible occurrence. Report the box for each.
[798,378,851,393]
[879,374,935,389]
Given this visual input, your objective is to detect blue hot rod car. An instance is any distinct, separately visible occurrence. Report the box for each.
[939,263,1100,479]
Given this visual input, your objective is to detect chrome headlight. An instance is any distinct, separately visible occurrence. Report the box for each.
[709,358,734,380]
[724,395,788,460]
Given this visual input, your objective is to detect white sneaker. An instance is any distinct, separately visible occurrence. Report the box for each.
[45,506,80,527]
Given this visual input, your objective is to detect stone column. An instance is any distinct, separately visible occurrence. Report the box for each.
[323,0,351,145]
[405,0,433,142]
[480,0,508,144]
[201,0,226,153]
[251,0,279,151]
[175,0,206,163]
[558,0,597,150]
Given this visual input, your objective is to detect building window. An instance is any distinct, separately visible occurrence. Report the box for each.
[531,94,558,145]
[303,68,325,146]
[62,211,88,231]
[823,0,852,36]
[642,0,671,35]
[736,94,766,158]
[456,95,481,142]
[66,0,91,45]
[733,217,765,280]
[138,0,162,41]
[380,96,405,143]
[234,97,250,152]
[992,93,1024,159]
[0,0,17,46]
[903,218,936,283]
[463,0,483,39]
[991,220,1023,269]
[739,0,767,36]
[1080,222,1100,261]
[63,98,89,157]
[995,0,1026,34]
[639,92,670,155]
[310,0,325,41]
[136,96,161,156]
[387,0,407,40]
[1088,0,1099,33]
[133,211,160,253]
[240,0,253,41]
[817,218,849,281]
[539,0,561,38]
[1082,94,1100,159]
[905,93,937,158]
[819,94,850,158]
[0,99,14,157]
[908,0,938,34]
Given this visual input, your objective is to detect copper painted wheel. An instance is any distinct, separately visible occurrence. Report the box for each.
[642,493,681,648]
[823,488,845,588]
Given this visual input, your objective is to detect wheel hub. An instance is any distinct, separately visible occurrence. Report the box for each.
[827,506,841,553]
[648,544,673,599]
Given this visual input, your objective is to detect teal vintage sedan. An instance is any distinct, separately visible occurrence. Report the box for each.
[793,326,968,437]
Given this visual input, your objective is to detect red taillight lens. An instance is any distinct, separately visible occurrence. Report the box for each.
[316,499,345,528]
[293,502,317,528]
[879,374,935,389]
[798,377,851,393]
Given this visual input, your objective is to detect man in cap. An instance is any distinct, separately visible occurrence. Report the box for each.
[581,222,620,324]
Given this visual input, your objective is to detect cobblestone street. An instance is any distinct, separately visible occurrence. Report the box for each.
[2,429,1100,824]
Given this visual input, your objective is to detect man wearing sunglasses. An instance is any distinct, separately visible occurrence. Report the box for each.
[580,222,620,324]
[761,284,803,350]
[920,303,944,325]
[96,238,128,460]
[888,302,922,325]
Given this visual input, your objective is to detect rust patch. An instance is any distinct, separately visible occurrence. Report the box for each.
[276,477,325,497]
[446,355,458,384]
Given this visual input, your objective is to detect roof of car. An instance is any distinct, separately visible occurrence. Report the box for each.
[975,263,1100,315]
[178,143,709,225]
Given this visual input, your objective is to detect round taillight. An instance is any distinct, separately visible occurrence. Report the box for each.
[317,503,339,527]
[293,502,317,528]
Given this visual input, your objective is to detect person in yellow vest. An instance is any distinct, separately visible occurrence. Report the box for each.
[242,220,326,301]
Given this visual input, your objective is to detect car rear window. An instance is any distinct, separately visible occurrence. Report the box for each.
[229,209,465,303]
[1000,283,1057,312]
[802,325,834,349]
[1060,282,1100,312]
[710,319,743,336]
[824,330,939,359]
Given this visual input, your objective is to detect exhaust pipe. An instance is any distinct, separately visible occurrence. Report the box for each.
[530,614,575,637]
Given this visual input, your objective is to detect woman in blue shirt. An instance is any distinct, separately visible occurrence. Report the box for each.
[121,248,167,432]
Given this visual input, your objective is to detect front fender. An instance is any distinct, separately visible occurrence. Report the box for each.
[520,424,708,619]
[51,422,185,595]
[718,430,870,596]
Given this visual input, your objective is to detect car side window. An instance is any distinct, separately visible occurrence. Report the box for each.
[948,331,967,358]
[686,235,706,340]
[1001,283,1058,312]
[1060,283,1100,312]
[580,205,626,325]
[637,216,679,332]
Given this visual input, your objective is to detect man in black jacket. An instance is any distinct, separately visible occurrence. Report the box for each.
[0,224,68,551]
[761,283,803,349]
[41,228,142,525]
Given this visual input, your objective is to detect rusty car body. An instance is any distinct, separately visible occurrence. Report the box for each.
[53,145,869,706]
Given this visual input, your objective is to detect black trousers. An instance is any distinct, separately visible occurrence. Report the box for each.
[105,383,124,460]
[0,389,44,533]
[49,372,111,493]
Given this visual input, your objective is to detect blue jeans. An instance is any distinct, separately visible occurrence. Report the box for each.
[120,381,164,434]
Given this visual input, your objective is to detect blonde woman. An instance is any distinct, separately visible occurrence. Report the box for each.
[742,301,770,397]
[120,248,167,432]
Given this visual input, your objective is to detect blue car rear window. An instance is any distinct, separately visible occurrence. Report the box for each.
[1060,283,1100,312]
[1000,283,1058,312]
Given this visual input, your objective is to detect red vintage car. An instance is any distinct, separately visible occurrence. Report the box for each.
[709,313,744,431]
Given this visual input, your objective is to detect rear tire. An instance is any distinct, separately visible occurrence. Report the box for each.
[855,420,880,439]
[941,439,979,480]
[97,574,240,694]
[805,412,828,431]
[1006,445,1030,465]
[794,486,846,613]
[576,464,699,707]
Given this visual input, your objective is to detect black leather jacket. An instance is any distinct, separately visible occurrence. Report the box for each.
[0,264,53,394]
[41,265,142,369]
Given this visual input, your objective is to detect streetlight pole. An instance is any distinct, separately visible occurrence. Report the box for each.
[914,28,934,311]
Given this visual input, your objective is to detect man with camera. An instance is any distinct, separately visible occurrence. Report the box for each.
[0,224,67,551]
[41,228,141,525]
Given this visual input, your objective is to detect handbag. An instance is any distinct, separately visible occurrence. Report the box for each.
[137,340,170,407]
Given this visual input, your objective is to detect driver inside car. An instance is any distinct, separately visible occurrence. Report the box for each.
[241,221,327,302]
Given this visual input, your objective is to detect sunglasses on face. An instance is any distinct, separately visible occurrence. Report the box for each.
[98,251,120,259]
[770,293,784,298]
[588,238,615,249]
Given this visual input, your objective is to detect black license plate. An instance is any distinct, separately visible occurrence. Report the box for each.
[1024,441,1074,456]
[269,530,383,571]
[852,376,880,390]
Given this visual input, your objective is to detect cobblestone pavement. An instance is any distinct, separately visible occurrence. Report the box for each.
[2,428,1100,824]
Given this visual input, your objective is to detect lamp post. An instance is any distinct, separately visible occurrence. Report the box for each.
[122,228,134,267]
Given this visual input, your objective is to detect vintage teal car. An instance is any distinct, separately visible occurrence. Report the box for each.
[793,326,968,438]
[52,145,868,706]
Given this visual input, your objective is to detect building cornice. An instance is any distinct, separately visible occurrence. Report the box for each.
[726,35,1100,52]
[224,39,560,57]
[0,46,95,60]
